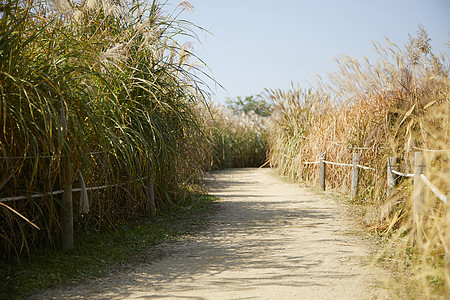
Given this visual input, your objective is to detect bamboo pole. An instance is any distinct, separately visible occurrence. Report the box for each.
[351,153,360,200]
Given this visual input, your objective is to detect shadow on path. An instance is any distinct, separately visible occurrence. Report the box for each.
[31,168,387,300]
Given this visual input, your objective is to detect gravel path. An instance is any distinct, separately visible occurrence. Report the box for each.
[32,168,387,299]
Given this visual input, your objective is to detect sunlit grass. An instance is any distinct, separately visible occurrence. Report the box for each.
[0,0,212,259]
[267,28,449,298]
[201,101,270,169]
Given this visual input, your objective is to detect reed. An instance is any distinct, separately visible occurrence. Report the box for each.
[267,28,449,297]
[0,0,211,259]
[201,101,270,170]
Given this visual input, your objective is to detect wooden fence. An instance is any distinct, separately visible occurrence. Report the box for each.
[2,148,449,253]
[304,151,448,203]
[0,155,156,250]
[304,149,449,265]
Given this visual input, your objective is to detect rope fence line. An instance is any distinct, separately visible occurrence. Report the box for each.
[0,172,154,249]
[299,145,446,166]
[0,183,110,203]
[0,190,65,203]
[302,160,375,171]
[322,160,376,171]
[387,156,447,202]
[412,146,450,153]
[300,151,447,205]
[0,175,150,203]
[420,174,448,203]
[356,164,375,171]
[348,146,384,150]
[391,169,414,178]
[323,160,352,167]
[303,161,320,165]
[299,151,448,248]
[0,151,107,159]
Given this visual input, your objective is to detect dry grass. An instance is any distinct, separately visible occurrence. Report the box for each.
[267,28,449,298]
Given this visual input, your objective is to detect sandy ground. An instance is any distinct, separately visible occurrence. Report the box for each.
[32,168,388,299]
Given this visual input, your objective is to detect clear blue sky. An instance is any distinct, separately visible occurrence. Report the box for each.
[172,0,449,103]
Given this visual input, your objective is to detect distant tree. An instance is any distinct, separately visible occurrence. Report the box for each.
[225,95,273,117]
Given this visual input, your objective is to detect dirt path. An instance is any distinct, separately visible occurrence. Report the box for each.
[33,168,387,299]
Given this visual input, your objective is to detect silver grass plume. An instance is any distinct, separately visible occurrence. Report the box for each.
[179,42,194,67]
[99,43,127,72]
[48,0,73,14]
[101,0,129,20]
[176,1,194,13]
[86,0,99,10]
[73,9,83,24]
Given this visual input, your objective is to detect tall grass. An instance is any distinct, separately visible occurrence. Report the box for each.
[0,0,211,259]
[201,101,270,169]
[268,28,449,297]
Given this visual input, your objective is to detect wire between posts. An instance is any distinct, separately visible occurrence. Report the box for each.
[323,160,353,167]
[323,160,375,170]
[420,174,448,203]
[304,160,374,170]
[0,190,65,203]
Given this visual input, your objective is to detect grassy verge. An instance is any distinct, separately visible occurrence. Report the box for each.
[0,194,218,300]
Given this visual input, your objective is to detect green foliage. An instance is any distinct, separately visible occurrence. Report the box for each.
[203,103,270,169]
[204,96,272,168]
[226,95,273,117]
[0,0,211,259]
[210,126,268,169]
[0,194,217,300]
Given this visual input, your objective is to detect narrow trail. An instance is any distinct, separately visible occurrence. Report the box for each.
[33,168,387,299]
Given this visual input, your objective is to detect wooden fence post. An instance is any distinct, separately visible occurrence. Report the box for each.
[351,153,360,200]
[387,157,397,198]
[144,177,156,218]
[61,159,74,250]
[413,151,425,244]
[149,178,156,218]
[319,154,326,191]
